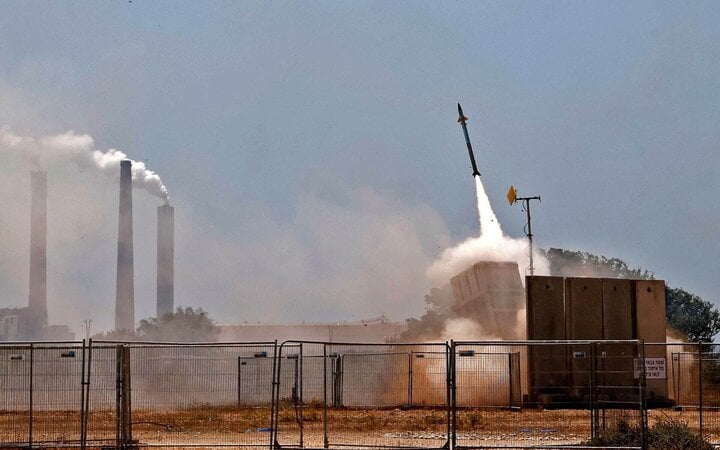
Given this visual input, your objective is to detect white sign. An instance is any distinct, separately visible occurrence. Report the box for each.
[634,358,666,379]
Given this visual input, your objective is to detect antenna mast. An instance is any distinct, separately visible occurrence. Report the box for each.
[507,186,542,275]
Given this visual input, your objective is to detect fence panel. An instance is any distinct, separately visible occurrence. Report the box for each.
[411,351,447,407]
[699,345,720,444]
[238,353,275,406]
[658,342,720,445]
[272,341,450,450]
[453,340,644,449]
[5,339,717,448]
[31,343,85,446]
[0,342,85,448]
[0,344,31,446]
[91,341,277,448]
[86,343,123,448]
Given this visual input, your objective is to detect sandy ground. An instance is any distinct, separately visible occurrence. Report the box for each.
[1,406,719,448]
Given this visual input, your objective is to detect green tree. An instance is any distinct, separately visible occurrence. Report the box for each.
[541,248,653,279]
[396,286,453,341]
[92,328,138,341]
[665,287,720,343]
[542,248,720,342]
[136,307,220,342]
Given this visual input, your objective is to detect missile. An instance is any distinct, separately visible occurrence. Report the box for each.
[457,103,481,177]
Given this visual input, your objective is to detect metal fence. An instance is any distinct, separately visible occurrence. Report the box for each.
[2,339,720,449]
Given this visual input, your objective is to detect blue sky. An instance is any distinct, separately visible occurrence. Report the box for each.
[0,2,718,334]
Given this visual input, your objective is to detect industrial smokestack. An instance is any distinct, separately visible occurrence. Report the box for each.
[28,171,48,338]
[157,204,174,318]
[115,160,135,331]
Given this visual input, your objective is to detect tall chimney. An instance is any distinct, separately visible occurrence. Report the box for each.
[115,160,134,331]
[28,171,48,338]
[156,204,174,318]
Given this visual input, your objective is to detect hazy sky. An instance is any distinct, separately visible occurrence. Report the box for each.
[1,2,718,335]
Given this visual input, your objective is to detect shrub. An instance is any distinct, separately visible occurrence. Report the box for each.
[650,418,713,450]
[585,417,712,450]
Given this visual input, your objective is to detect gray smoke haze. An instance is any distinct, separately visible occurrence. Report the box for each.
[173,187,451,324]
[0,136,452,334]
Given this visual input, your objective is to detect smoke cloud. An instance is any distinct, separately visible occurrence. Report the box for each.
[0,127,169,200]
[427,176,549,286]
[441,317,499,340]
[412,176,546,342]
[174,187,451,325]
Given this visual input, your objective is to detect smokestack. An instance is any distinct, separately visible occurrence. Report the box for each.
[28,171,48,338]
[115,160,134,331]
[157,204,174,318]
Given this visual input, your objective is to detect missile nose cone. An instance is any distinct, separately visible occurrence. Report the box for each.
[457,103,468,123]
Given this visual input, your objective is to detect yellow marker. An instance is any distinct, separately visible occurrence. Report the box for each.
[506,185,517,205]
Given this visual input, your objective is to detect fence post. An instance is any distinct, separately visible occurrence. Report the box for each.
[115,345,121,447]
[699,343,703,440]
[639,340,647,450]
[29,343,34,449]
[84,339,93,450]
[332,354,342,407]
[80,340,87,450]
[299,343,304,448]
[323,344,329,449]
[508,351,514,408]
[121,345,133,448]
[590,342,597,439]
[408,352,413,407]
[449,340,456,450]
[116,344,132,448]
[237,356,242,406]
[270,340,280,450]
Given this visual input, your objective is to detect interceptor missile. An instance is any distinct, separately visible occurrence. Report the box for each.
[457,103,481,177]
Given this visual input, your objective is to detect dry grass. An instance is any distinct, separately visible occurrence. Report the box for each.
[2,406,720,447]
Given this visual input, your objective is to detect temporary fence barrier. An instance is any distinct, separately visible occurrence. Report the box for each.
[270,341,452,449]
[3,339,720,449]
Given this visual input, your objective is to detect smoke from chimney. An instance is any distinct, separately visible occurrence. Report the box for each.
[0,127,169,200]
[28,170,48,338]
[157,204,174,318]
[115,160,134,331]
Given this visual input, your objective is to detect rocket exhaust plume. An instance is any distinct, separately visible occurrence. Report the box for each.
[474,176,502,241]
[28,171,48,338]
[427,104,550,285]
[157,204,174,318]
[0,127,169,201]
[116,160,134,331]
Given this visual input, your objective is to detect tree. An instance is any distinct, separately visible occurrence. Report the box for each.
[541,248,653,280]
[92,328,138,341]
[665,287,720,343]
[542,248,720,342]
[396,286,453,342]
[136,307,220,342]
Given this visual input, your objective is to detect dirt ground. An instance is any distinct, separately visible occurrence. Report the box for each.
[1,406,719,448]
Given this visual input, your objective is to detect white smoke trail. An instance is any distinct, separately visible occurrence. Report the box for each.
[474,176,502,240]
[0,127,169,200]
[427,175,548,285]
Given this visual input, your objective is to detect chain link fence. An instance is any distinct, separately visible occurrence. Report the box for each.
[644,342,720,444]
[271,341,451,449]
[3,339,720,448]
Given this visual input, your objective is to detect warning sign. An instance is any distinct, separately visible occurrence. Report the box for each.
[634,358,666,379]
